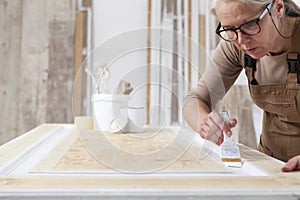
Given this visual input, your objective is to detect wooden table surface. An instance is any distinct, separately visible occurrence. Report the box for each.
[0,123,299,200]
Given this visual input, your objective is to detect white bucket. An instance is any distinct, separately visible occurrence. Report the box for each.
[120,107,145,132]
[92,94,129,131]
[109,107,145,133]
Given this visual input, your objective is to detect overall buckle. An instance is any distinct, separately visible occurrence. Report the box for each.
[244,54,256,71]
[287,52,299,73]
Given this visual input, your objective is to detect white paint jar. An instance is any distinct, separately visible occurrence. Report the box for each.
[92,94,129,131]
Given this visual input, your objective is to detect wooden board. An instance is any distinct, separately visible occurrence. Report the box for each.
[1,124,300,199]
[0,124,59,166]
[0,0,22,144]
[73,10,87,116]
[32,127,227,174]
[0,0,76,145]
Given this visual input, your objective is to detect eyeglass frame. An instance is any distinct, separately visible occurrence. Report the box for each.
[215,2,273,42]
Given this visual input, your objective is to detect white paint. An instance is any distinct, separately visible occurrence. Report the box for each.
[4,124,271,177]
[1,125,73,176]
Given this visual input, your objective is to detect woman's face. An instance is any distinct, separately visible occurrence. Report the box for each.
[215,1,280,59]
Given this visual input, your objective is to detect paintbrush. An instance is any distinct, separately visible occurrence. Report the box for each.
[220,106,242,168]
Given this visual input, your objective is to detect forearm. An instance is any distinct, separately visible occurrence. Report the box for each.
[182,98,211,133]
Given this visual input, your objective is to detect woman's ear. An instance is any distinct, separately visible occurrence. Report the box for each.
[274,0,285,18]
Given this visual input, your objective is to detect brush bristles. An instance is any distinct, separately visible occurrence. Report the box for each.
[221,158,242,162]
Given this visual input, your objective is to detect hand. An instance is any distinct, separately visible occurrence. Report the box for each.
[198,110,237,146]
[281,155,300,172]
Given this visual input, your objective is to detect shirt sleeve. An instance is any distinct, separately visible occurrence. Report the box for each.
[184,40,244,110]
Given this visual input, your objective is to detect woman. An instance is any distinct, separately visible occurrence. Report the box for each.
[183,0,300,169]
[282,155,300,172]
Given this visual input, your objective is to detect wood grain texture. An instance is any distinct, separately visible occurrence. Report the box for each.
[73,11,86,116]
[0,124,58,165]
[146,0,151,124]
[32,128,226,174]
[0,0,76,145]
[198,14,206,77]
[0,0,22,143]
[1,124,300,197]
[47,0,76,123]
[0,175,295,191]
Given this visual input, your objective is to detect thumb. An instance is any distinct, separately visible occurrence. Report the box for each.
[229,118,237,128]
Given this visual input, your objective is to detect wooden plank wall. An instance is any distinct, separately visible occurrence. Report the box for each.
[0,0,76,144]
[0,0,22,144]
[73,10,88,118]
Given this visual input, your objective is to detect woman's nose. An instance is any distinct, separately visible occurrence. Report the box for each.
[237,31,248,44]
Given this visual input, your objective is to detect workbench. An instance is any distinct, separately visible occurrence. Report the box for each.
[0,123,299,199]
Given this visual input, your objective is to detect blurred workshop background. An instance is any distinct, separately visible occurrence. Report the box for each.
[0,0,299,148]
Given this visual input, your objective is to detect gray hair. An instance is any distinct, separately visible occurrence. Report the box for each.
[210,0,300,17]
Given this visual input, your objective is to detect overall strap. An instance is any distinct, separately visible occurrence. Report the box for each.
[287,18,300,83]
[287,52,300,84]
[287,53,299,73]
[244,54,258,85]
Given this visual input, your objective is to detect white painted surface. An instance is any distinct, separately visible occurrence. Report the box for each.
[0,124,277,176]
[0,124,298,199]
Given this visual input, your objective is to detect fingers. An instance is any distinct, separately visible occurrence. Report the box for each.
[204,115,224,145]
[229,118,237,128]
[223,118,237,137]
[198,111,235,146]
[281,155,300,172]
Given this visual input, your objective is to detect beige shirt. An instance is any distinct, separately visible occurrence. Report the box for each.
[185,40,290,109]
[183,22,300,162]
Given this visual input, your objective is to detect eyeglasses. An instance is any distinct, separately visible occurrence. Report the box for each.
[216,2,273,42]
